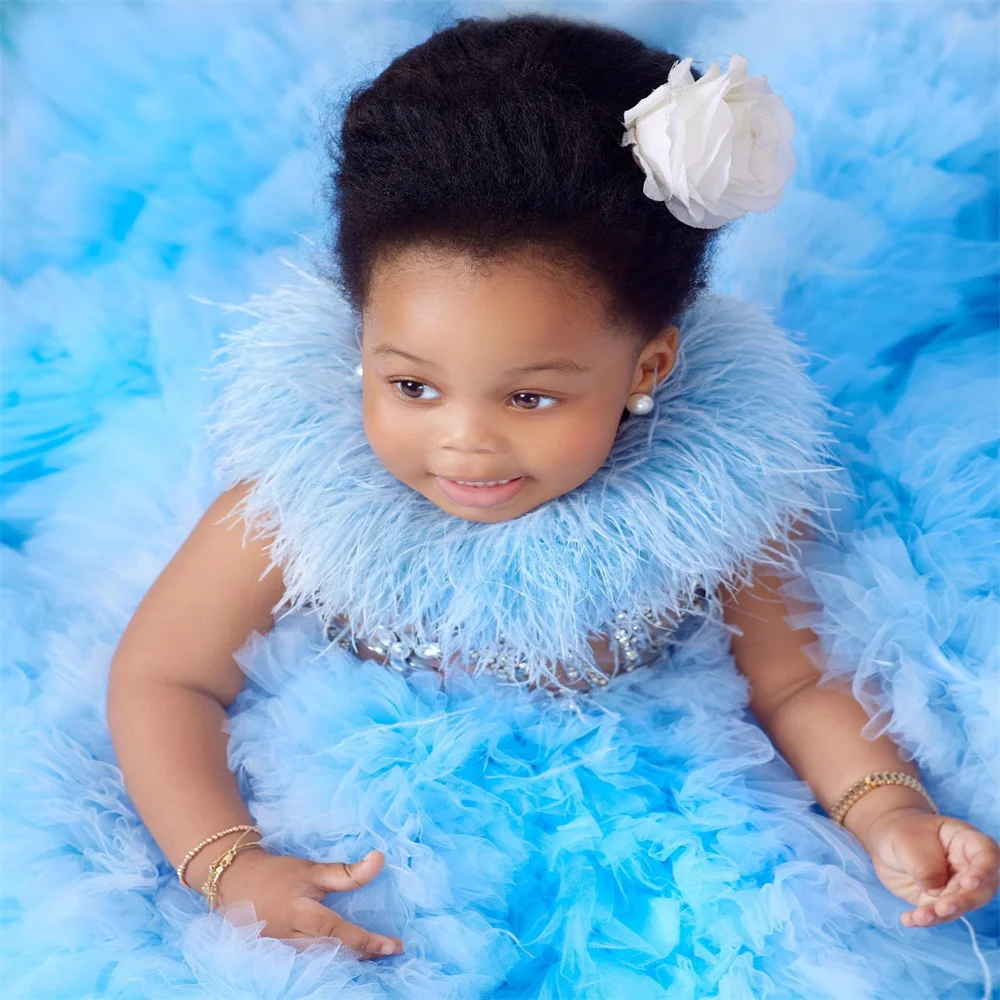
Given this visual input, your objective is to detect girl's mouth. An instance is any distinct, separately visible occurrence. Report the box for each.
[434,475,526,508]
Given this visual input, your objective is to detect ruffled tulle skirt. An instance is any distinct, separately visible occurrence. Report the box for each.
[2,1,998,997]
[4,575,995,998]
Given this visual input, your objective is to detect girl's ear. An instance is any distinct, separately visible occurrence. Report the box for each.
[630,325,678,395]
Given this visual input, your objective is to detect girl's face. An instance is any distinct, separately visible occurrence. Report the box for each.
[361,246,677,523]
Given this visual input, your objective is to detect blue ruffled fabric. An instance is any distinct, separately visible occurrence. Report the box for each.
[2,2,997,998]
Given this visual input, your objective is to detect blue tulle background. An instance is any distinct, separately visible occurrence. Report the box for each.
[2,2,997,998]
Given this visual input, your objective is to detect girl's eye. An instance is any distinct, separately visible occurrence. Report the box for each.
[509,392,558,411]
[392,379,440,401]
[390,381,556,409]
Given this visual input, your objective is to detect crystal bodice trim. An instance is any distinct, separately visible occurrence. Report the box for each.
[320,587,711,696]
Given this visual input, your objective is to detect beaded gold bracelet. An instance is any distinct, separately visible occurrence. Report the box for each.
[176,824,261,888]
[829,770,938,826]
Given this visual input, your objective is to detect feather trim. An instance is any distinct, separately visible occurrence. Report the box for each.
[200,262,848,690]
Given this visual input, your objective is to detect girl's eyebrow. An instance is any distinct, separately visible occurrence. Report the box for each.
[505,359,590,376]
[370,344,439,367]
[370,343,589,376]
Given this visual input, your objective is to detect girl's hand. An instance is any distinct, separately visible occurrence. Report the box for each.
[211,846,405,958]
[863,807,1000,929]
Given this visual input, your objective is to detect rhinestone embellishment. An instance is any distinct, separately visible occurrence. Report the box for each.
[325,594,706,695]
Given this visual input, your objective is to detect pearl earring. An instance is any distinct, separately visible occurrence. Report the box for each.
[625,392,654,415]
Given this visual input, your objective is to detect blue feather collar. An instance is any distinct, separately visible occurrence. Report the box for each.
[202,267,843,691]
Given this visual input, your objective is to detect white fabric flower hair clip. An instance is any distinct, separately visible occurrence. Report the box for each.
[621,53,796,230]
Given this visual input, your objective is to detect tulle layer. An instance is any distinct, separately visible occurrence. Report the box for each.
[2,0,998,997]
[5,584,994,998]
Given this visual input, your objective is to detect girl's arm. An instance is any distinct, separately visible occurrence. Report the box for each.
[718,532,930,851]
[721,518,999,929]
[106,481,288,890]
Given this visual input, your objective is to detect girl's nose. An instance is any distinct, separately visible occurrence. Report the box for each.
[438,405,505,454]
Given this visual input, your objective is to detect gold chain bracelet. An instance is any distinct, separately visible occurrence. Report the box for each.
[829,770,938,826]
[176,824,261,888]
[202,829,267,912]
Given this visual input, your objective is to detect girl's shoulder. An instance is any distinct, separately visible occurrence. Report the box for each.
[110,481,287,707]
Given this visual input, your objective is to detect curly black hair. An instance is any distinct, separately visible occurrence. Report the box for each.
[318,11,727,342]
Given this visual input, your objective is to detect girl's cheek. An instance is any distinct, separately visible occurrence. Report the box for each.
[363,396,417,472]
[525,407,618,481]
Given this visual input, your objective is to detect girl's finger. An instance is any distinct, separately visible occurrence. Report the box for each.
[291,898,402,958]
[310,850,385,893]
[947,867,1000,916]
[903,874,998,928]
[903,905,937,927]
[959,865,999,892]
[956,833,1000,874]
[916,871,963,903]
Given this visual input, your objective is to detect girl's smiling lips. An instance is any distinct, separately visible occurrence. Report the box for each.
[434,475,527,508]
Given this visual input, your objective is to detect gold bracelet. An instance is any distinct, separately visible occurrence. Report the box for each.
[202,836,267,912]
[176,824,261,888]
[829,770,938,826]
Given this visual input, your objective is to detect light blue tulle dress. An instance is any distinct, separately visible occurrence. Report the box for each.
[2,3,998,999]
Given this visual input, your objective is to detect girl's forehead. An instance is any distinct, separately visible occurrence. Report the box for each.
[365,247,614,341]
